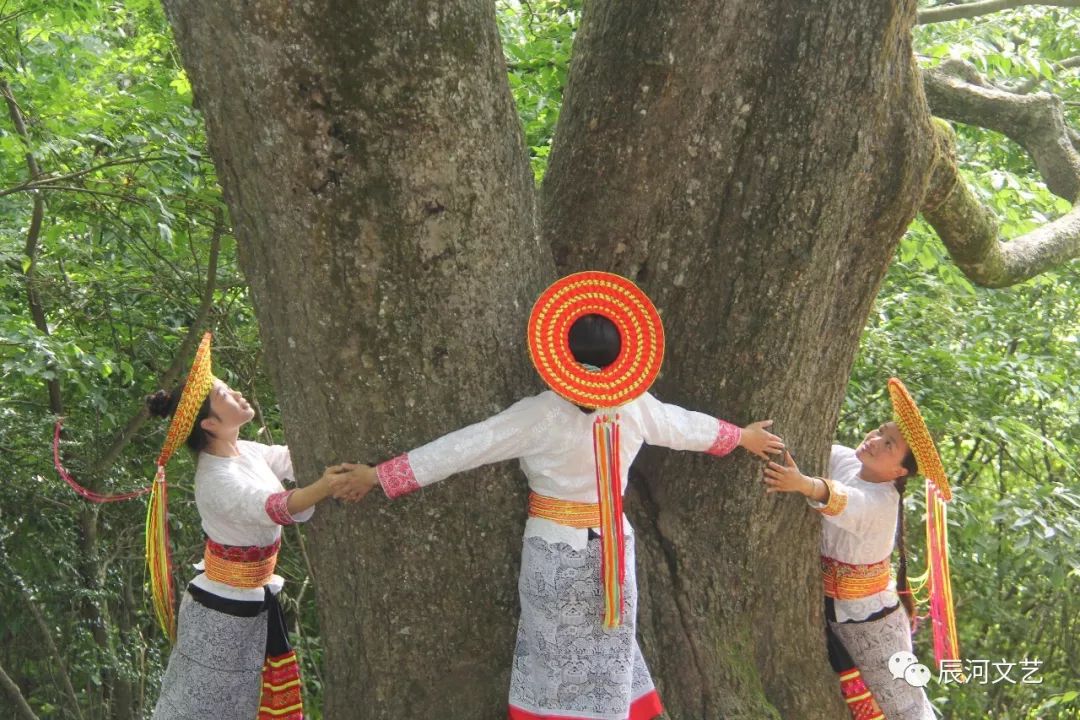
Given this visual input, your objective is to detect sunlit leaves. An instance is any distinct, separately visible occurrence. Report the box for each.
[497,0,581,182]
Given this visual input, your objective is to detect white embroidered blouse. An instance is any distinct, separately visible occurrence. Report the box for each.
[189,440,313,601]
[376,390,742,550]
[808,444,901,622]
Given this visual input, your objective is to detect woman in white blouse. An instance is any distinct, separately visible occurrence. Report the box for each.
[764,422,935,720]
[148,378,354,720]
[333,313,782,720]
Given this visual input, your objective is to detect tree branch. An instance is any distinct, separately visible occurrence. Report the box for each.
[921,120,1080,286]
[0,155,166,199]
[22,184,142,202]
[2,76,63,414]
[0,9,34,27]
[0,661,40,720]
[88,208,224,475]
[918,60,1080,285]
[923,63,1080,201]
[918,0,1080,24]
[0,77,41,178]
[1013,55,1080,94]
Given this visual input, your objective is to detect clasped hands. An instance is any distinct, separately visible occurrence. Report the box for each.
[319,463,379,503]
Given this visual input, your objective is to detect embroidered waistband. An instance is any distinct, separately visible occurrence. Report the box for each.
[527,492,601,529]
[821,555,892,600]
[204,538,280,589]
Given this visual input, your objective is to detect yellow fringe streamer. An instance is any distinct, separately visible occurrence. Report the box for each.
[145,467,176,642]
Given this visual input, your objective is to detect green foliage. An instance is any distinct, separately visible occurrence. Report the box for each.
[1,2,1077,719]
[497,0,581,183]
[841,10,1080,716]
[0,2,321,717]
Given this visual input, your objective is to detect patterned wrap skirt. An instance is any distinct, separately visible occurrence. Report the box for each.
[152,585,302,720]
[828,605,936,720]
[509,532,663,720]
[152,589,267,719]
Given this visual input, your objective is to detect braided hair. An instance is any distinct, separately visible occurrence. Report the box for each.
[895,449,920,620]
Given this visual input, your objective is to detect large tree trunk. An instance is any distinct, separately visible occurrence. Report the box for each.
[165,0,935,718]
[542,1,932,717]
[162,1,551,717]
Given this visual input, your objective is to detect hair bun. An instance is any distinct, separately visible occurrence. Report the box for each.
[146,389,174,418]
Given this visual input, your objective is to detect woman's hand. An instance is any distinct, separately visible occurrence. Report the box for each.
[738,420,784,459]
[328,464,380,503]
[763,451,814,496]
[287,463,359,516]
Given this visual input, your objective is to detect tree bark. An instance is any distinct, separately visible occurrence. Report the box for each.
[162,1,551,717]
[542,0,933,716]
[165,0,937,718]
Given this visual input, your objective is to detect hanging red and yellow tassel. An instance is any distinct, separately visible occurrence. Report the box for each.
[593,414,626,629]
[145,466,176,642]
[926,479,960,666]
[838,667,885,720]
[259,651,304,720]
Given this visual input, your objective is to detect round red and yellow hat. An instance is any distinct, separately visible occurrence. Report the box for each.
[527,271,664,409]
[888,377,951,501]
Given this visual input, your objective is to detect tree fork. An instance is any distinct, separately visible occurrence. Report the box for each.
[921,121,1080,286]
[920,61,1080,287]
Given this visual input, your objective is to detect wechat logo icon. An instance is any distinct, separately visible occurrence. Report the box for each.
[889,650,932,688]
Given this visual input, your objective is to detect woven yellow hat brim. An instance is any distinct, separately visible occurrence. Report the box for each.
[156,332,215,467]
[888,377,951,501]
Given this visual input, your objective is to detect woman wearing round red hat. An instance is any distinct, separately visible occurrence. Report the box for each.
[334,272,782,720]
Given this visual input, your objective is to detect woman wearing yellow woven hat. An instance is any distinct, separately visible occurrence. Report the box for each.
[141,333,354,720]
[333,271,783,720]
[763,378,959,720]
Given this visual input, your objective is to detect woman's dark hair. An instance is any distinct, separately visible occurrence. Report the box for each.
[894,448,919,621]
[568,314,621,369]
[146,384,214,453]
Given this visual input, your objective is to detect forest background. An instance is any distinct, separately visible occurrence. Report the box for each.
[0,0,1077,718]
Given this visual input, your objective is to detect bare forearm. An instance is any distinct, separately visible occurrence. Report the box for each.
[287,476,332,515]
[804,476,830,503]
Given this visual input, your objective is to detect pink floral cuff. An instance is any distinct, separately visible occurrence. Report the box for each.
[706,420,742,457]
[265,489,297,526]
[377,454,421,499]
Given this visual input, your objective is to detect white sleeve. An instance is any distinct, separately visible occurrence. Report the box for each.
[258,444,315,523]
[376,394,561,499]
[807,448,895,535]
[197,463,283,531]
[634,392,742,456]
[203,445,312,527]
[246,441,294,483]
